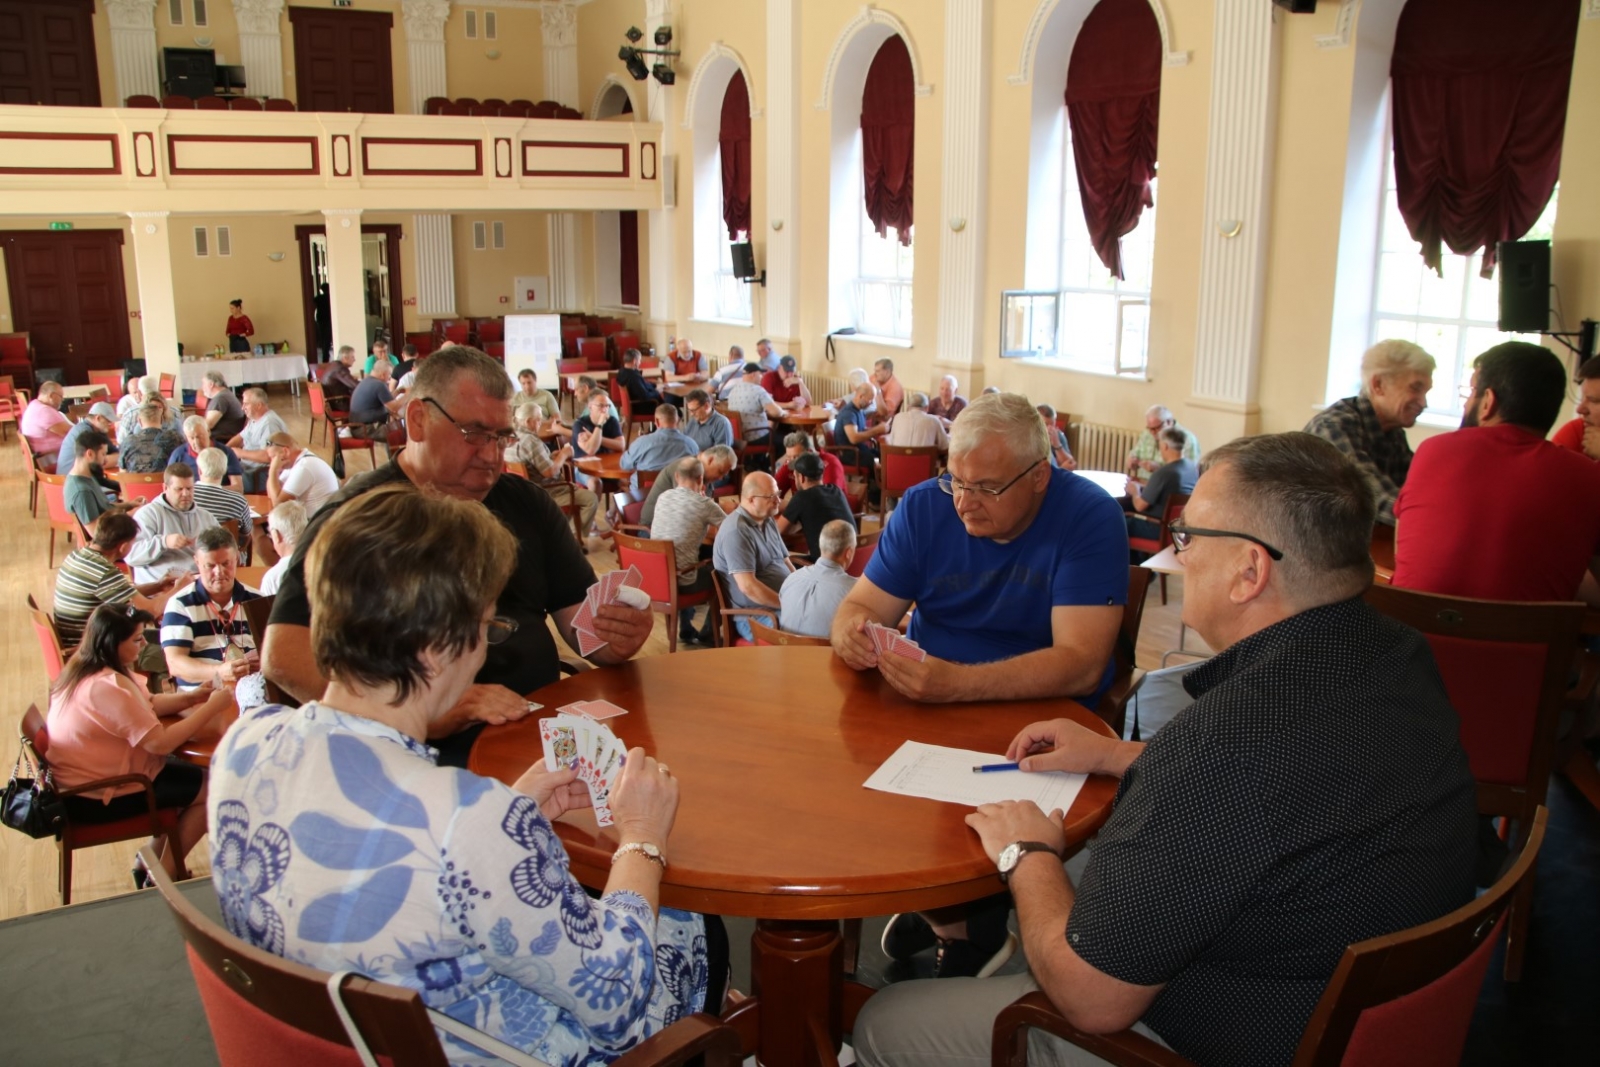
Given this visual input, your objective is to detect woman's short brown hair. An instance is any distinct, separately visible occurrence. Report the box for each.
[306,484,517,703]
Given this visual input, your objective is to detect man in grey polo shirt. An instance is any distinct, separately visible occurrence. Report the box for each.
[639,445,738,527]
[778,519,857,638]
[711,471,792,642]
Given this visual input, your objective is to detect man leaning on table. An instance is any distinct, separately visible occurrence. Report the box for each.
[852,432,1479,1067]
[264,345,654,768]
[831,391,1128,978]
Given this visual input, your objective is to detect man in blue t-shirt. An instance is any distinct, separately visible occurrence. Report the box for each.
[831,390,1129,978]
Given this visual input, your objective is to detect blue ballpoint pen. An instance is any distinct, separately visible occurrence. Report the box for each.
[971,762,1021,773]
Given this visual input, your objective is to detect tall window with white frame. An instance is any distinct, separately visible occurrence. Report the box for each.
[1369,154,1558,420]
[851,153,914,341]
[693,70,752,324]
[710,180,752,322]
[1050,123,1155,376]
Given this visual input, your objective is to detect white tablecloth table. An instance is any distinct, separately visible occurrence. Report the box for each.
[179,354,309,395]
[1075,469,1126,496]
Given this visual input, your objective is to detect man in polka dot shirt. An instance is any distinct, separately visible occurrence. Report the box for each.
[853,432,1479,1067]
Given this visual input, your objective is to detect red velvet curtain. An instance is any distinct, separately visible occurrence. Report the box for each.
[619,210,639,307]
[861,36,915,246]
[719,72,752,240]
[1065,0,1161,281]
[1390,0,1578,277]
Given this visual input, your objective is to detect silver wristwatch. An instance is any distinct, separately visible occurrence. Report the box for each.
[997,841,1058,884]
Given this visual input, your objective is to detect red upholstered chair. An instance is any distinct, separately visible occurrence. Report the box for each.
[598,318,626,338]
[562,324,589,360]
[423,95,450,115]
[556,357,586,412]
[454,97,481,109]
[0,334,36,396]
[125,94,161,108]
[158,371,176,399]
[579,337,610,372]
[555,106,583,120]
[86,369,124,401]
[467,103,497,116]
[709,572,766,648]
[141,843,741,1067]
[879,445,941,522]
[162,94,195,108]
[307,381,352,446]
[195,95,228,110]
[1127,492,1188,604]
[481,97,508,110]
[1095,567,1154,736]
[1363,584,1579,981]
[263,97,296,111]
[442,321,473,347]
[404,331,437,358]
[613,531,713,654]
[510,98,535,110]
[38,473,88,567]
[475,318,505,344]
[993,806,1547,1067]
[28,595,70,682]
[111,469,165,504]
[19,705,187,904]
[18,431,45,514]
[846,529,878,578]
[229,97,262,110]
[533,100,561,118]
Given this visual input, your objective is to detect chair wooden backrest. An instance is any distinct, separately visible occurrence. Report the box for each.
[86,369,124,400]
[240,596,290,706]
[579,337,610,370]
[158,372,176,398]
[709,571,767,648]
[846,529,879,578]
[750,620,830,647]
[28,600,69,682]
[992,807,1547,1067]
[1094,566,1154,735]
[113,470,166,503]
[880,445,939,496]
[1362,584,1579,820]
[612,531,680,609]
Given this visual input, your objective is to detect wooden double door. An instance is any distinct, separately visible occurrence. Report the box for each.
[0,0,99,106]
[0,230,132,384]
[289,7,394,114]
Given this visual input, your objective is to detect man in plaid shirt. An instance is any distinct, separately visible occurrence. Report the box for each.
[1304,340,1436,525]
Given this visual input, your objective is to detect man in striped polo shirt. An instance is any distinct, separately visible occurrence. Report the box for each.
[162,526,265,708]
[55,511,180,663]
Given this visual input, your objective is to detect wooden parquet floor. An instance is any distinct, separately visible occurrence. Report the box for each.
[0,386,1202,918]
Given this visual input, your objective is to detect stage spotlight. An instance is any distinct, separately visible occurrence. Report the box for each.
[625,26,643,43]
[652,62,675,86]
[620,47,650,81]
[653,25,673,47]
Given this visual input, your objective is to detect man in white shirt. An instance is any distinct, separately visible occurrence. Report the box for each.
[886,392,950,451]
[228,387,288,493]
[264,432,339,516]
[257,500,309,595]
[726,363,785,450]
[778,520,858,638]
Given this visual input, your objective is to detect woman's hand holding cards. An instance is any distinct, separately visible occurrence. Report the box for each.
[513,759,592,820]
[610,747,679,852]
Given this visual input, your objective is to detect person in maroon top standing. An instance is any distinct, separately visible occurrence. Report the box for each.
[1394,342,1600,604]
[225,299,254,353]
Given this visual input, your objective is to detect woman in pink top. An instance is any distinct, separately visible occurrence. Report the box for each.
[47,603,234,880]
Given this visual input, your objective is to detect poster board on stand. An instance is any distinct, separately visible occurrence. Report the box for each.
[503,314,562,385]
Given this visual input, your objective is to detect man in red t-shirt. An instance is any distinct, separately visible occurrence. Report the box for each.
[774,431,847,495]
[1394,342,1600,605]
[1549,355,1600,461]
[760,356,812,410]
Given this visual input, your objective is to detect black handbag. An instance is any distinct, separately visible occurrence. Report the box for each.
[2,750,64,840]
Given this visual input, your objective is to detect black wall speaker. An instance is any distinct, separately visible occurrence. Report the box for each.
[1497,239,1550,334]
[1271,0,1318,12]
[730,242,756,280]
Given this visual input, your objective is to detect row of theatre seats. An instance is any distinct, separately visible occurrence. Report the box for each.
[408,315,640,370]
[424,97,584,119]
[125,95,295,111]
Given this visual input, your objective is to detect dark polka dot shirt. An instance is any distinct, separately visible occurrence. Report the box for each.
[1065,597,1478,1066]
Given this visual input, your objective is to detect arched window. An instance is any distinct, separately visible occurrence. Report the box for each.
[594,84,639,309]
[1014,0,1160,376]
[693,67,753,323]
[828,32,916,341]
[1328,0,1577,417]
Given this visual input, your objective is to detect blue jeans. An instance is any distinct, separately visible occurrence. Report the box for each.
[733,613,775,643]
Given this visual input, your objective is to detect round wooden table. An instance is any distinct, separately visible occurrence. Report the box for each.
[573,453,629,482]
[470,646,1119,1067]
[778,405,834,429]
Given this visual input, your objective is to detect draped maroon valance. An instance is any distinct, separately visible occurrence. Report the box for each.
[1065,0,1161,281]
[719,71,751,240]
[861,35,915,246]
[1390,0,1578,277]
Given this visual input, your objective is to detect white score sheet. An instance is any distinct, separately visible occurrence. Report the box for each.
[864,741,1089,812]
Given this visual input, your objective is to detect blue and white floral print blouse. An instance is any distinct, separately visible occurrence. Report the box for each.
[208,702,707,1066]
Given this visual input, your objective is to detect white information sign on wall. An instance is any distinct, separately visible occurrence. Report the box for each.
[514,275,551,311]
[503,314,563,383]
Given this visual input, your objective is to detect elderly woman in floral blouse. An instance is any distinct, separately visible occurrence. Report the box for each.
[208,483,720,1064]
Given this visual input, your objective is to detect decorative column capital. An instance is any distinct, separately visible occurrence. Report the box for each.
[402,0,452,42]
[231,0,285,36]
[104,0,156,32]
[540,2,577,48]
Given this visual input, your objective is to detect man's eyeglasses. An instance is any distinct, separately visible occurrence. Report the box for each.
[1168,519,1284,560]
[423,397,519,450]
[937,458,1042,500]
[486,616,519,645]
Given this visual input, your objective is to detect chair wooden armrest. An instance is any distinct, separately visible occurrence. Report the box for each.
[787,552,812,567]
[992,992,1192,1067]
[615,523,651,538]
[51,772,158,803]
[613,1011,741,1066]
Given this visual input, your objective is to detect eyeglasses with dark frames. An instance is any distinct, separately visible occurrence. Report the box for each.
[937,458,1044,500]
[1168,519,1284,561]
[486,616,519,645]
[422,397,519,450]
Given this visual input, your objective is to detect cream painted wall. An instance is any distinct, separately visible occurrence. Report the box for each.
[1552,15,1600,350]
[152,3,242,81]
[167,215,306,356]
[0,220,144,360]
[444,6,546,104]
[450,212,553,318]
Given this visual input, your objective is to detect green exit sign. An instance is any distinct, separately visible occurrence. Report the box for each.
[48,222,73,231]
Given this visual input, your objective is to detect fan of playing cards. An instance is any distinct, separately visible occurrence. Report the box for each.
[866,620,926,662]
[539,700,632,826]
[571,566,653,657]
